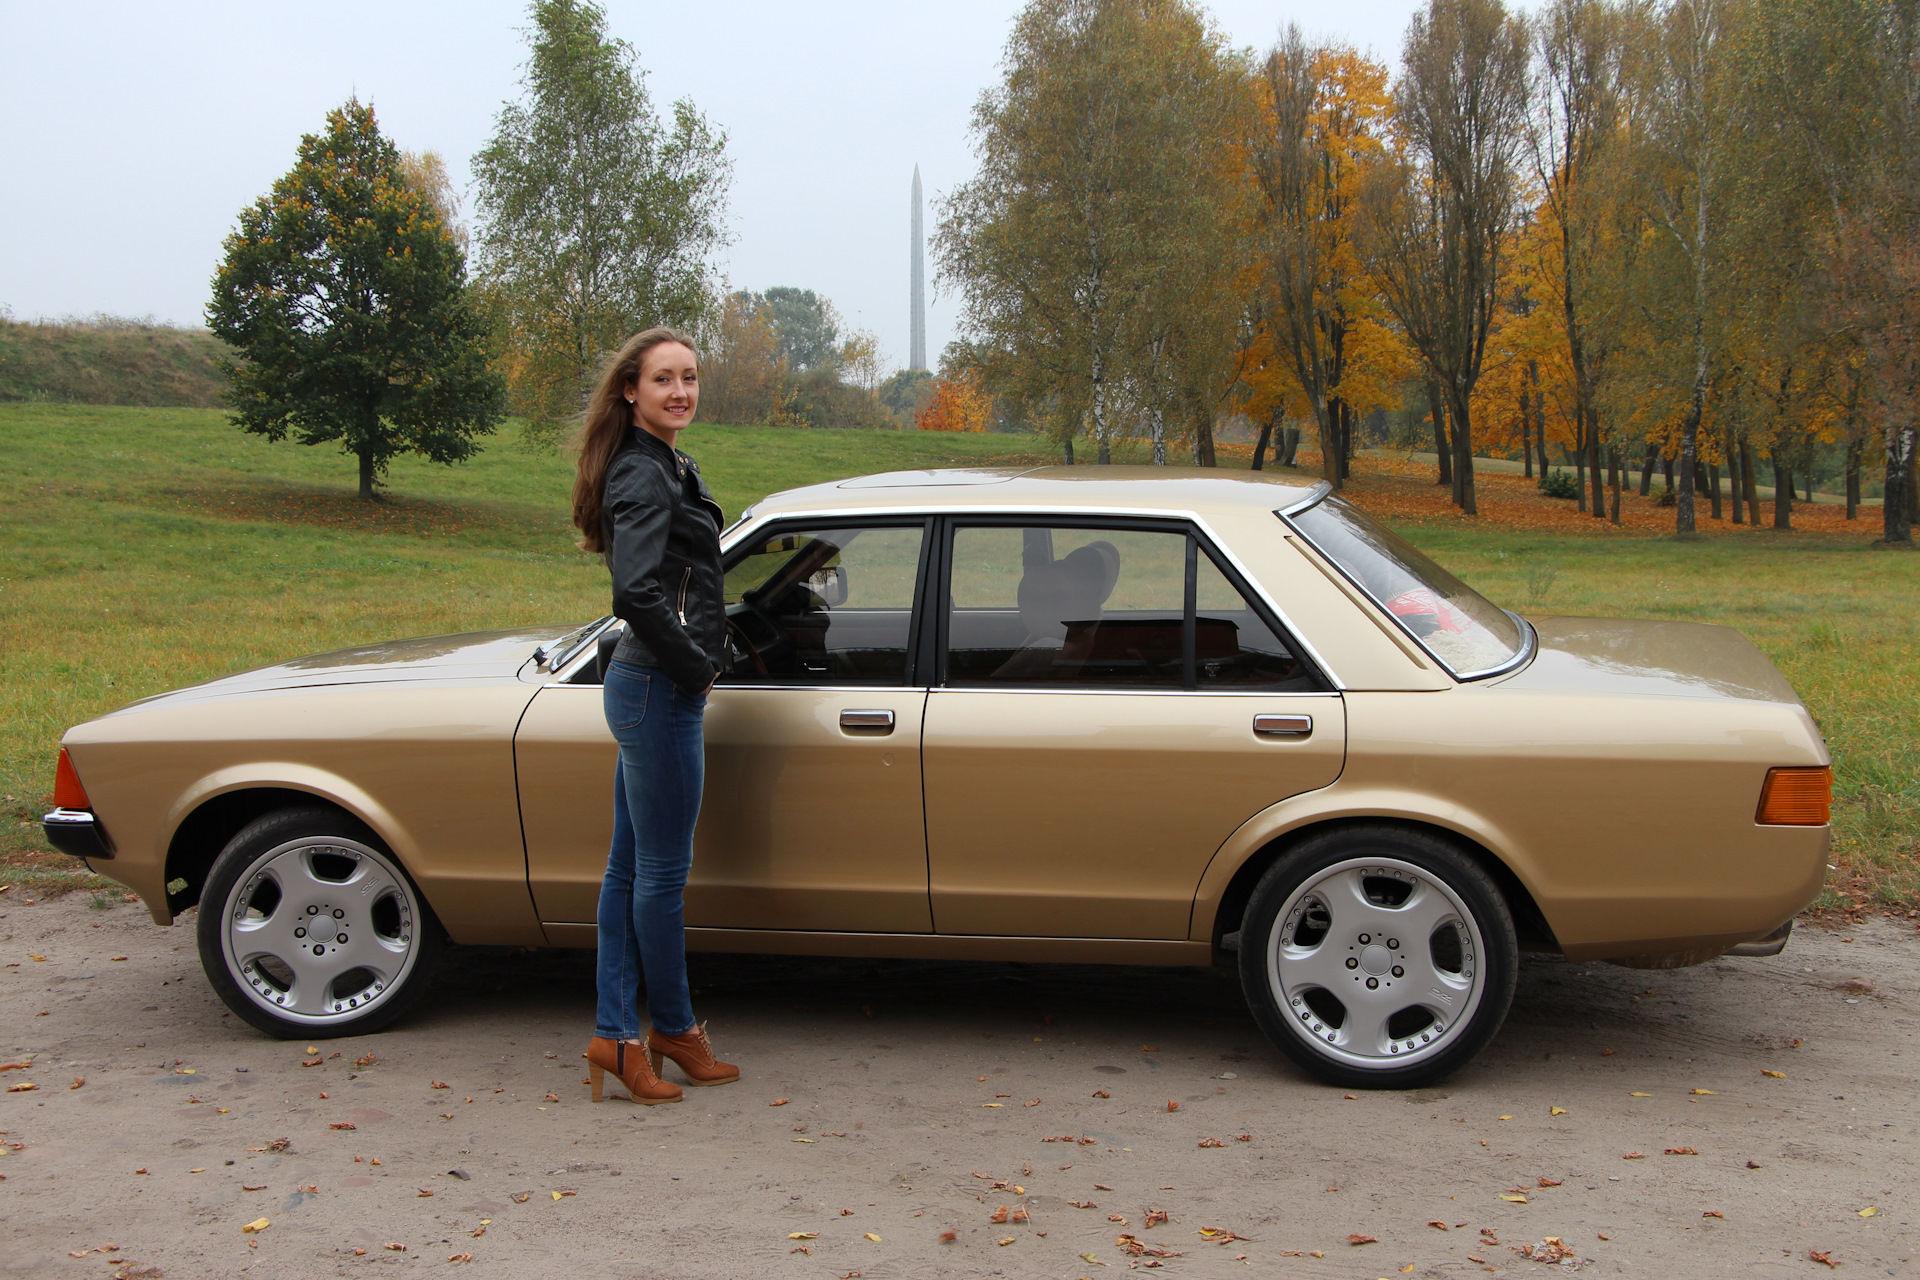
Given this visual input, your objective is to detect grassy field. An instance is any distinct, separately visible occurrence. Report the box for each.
[2,404,1912,918]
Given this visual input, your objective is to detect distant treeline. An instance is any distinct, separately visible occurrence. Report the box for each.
[0,316,229,408]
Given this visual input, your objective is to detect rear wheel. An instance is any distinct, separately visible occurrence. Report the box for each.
[1238,826,1517,1089]
[196,806,442,1039]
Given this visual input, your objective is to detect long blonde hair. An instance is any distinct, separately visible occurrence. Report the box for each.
[571,327,699,553]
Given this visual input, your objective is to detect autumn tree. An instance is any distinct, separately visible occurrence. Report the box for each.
[207,102,504,500]
[1359,0,1532,515]
[916,368,995,432]
[937,0,1244,465]
[1250,32,1397,488]
[473,0,730,437]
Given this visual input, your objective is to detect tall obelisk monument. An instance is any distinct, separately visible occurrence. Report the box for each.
[909,165,927,371]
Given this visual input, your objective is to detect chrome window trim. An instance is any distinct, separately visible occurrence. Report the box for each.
[1278,501,1533,682]
[722,506,1348,691]
[924,686,1338,700]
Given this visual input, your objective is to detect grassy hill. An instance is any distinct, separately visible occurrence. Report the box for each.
[0,316,230,407]
[0,404,1912,913]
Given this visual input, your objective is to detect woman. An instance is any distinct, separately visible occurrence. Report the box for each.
[571,327,738,1105]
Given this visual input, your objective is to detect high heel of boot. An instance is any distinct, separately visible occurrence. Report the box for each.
[586,1037,683,1105]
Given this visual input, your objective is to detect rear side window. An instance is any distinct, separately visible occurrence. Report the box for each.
[944,523,1320,691]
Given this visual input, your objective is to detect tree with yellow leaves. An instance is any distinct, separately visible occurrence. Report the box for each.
[916,368,995,432]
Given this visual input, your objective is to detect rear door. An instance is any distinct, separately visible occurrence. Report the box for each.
[920,520,1345,940]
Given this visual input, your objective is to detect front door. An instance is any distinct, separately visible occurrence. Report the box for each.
[921,522,1346,940]
[517,520,933,933]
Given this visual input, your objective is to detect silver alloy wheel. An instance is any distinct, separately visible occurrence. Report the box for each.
[1265,855,1487,1070]
[218,834,421,1027]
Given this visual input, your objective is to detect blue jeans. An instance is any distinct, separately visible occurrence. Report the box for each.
[595,661,705,1039]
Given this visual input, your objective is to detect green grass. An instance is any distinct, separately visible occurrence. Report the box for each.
[2,404,1912,916]
[0,317,230,407]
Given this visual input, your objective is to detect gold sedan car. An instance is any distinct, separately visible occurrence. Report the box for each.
[42,468,1831,1088]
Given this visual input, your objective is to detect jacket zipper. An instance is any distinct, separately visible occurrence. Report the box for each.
[676,568,691,626]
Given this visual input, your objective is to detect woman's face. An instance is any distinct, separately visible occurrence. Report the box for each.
[628,342,698,440]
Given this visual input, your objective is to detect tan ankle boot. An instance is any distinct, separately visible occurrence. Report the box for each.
[646,1022,740,1087]
[586,1037,683,1105]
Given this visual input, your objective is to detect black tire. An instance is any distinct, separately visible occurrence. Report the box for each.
[196,806,443,1039]
[1237,825,1517,1089]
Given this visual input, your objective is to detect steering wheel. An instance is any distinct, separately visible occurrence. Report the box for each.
[727,616,767,675]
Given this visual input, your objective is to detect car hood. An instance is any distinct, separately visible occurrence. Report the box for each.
[115,626,575,708]
[1494,617,1803,704]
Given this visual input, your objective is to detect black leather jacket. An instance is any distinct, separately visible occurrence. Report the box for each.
[601,427,728,693]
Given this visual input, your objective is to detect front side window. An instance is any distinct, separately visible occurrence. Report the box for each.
[945,523,1319,691]
[1285,496,1525,677]
[722,524,923,684]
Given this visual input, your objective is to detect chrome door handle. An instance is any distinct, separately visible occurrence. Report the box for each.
[1253,713,1312,737]
[840,709,895,732]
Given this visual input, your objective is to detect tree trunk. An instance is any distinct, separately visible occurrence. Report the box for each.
[1449,390,1477,516]
[1588,408,1605,520]
[1097,437,1110,464]
[358,450,375,501]
[1519,388,1533,478]
[1574,414,1588,513]
[1608,445,1622,525]
[1640,443,1656,497]
[1845,438,1860,519]
[1662,452,1674,493]
[1063,435,1075,465]
[1772,460,1793,530]
[1150,408,1166,466]
[1742,439,1760,526]
[1282,427,1301,467]
[1334,400,1353,482]
[1731,439,1745,524]
[1891,425,1918,542]
[1194,404,1216,467]
[1251,409,1276,471]
[1428,382,1452,487]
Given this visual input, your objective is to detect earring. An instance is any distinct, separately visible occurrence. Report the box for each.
[626,397,635,404]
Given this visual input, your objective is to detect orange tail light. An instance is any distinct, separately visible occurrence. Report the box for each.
[1755,766,1831,826]
[53,748,92,811]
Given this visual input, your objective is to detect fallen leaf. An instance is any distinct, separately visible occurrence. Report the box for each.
[1498,1114,1513,1121]
[1664,1147,1699,1156]
[28,955,45,962]
[1309,1250,1324,1258]
[1198,1138,1225,1148]
[1762,1070,1786,1079]
[1704,1210,1724,1218]
[553,1189,576,1199]
[441,1113,454,1119]
[981,1103,1003,1108]
[6,1083,37,1093]
[1858,1206,1879,1218]
[1095,1183,1114,1191]
[385,1243,407,1252]
[1024,1098,1040,1107]
[787,1232,819,1240]
[354,1054,375,1068]
[241,1219,270,1233]
[1468,1255,1487,1264]
[243,1184,266,1191]
[471,1227,486,1238]
[769,1098,790,1106]
[1690,1088,1715,1096]
[1428,1220,1449,1230]
[431,1081,449,1089]
[864,1232,882,1242]
[418,1189,434,1198]
[216,1108,230,1114]
[1348,1233,1377,1245]
[1810,1250,1838,1268]
[1402,1267,1416,1274]
[110,956,126,962]
[1747,1160,1763,1169]
[134,1167,147,1175]
[1092,1089,1111,1098]
[447,1253,472,1263]
[1622,1152,1645,1160]
[1597,1232,1610,1240]
[1144,1209,1168,1229]
[1538,1177,1563,1187]
[1550,1106,1567,1116]
[1236,1133,1251,1142]
[1499,1194,1529,1204]
[1107,1214,1130,1225]
[0,1060,29,1072]
[1166,1100,1178,1112]
[1629,1091,1652,1097]
[301,1058,322,1067]
[938,1229,957,1242]
[1602,1048,1617,1056]
[997,1236,1014,1246]
[189,1168,205,1174]
[1196,1227,1252,1243]
[510,1192,530,1204]
[329,1122,356,1131]
[1071,1200,1097,1209]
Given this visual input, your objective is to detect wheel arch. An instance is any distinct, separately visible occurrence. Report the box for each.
[1198,813,1558,961]
[161,766,420,921]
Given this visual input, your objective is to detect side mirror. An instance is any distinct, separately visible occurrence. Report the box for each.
[806,566,849,608]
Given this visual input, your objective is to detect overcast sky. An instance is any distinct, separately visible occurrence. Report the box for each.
[1,1,1434,374]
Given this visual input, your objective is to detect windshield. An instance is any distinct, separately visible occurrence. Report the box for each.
[1284,496,1526,678]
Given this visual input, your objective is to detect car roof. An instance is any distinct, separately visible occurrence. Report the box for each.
[746,465,1327,520]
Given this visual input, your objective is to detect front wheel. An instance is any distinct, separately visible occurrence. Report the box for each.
[196,807,443,1039]
[1238,826,1517,1089]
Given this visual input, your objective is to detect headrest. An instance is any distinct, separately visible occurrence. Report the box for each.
[1015,540,1121,642]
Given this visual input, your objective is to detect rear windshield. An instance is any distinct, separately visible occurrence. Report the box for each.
[1284,496,1526,678]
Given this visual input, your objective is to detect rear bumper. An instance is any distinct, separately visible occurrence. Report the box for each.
[41,809,112,861]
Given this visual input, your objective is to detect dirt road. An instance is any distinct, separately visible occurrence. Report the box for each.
[3,893,1914,1279]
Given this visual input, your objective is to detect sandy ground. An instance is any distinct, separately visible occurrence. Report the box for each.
[2,894,1915,1280]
